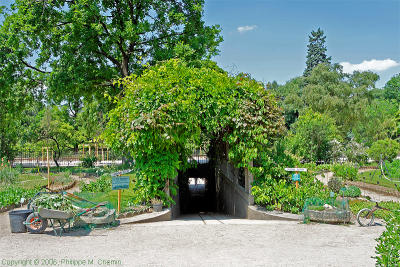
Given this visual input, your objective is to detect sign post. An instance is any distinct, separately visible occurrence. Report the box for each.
[46,147,50,189]
[112,176,130,214]
[117,189,121,214]
[284,167,307,189]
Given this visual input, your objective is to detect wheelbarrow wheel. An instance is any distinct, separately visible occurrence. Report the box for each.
[26,213,48,234]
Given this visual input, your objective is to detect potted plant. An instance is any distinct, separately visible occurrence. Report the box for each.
[151,198,163,212]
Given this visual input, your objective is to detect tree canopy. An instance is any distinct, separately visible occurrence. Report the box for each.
[276,64,378,135]
[286,110,340,162]
[0,0,222,103]
[104,59,285,202]
[383,73,400,102]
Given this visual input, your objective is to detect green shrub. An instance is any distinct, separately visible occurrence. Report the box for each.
[332,163,358,181]
[0,186,39,208]
[368,138,400,162]
[328,177,343,193]
[286,110,340,163]
[383,159,400,179]
[14,164,24,174]
[0,167,19,185]
[80,175,111,193]
[252,172,329,214]
[339,185,361,197]
[374,211,400,266]
[80,156,97,168]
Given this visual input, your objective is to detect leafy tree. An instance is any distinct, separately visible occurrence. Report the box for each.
[271,77,304,127]
[104,59,285,203]
[304,28,331,76]
[383,73,400,102]
[368,138,400,162]
[286,110,340,163]
[0,0,222,104]
[0,30,37,160]
[353,99,398,146]
[344,139,368,164]
[76,99,106,143]
[274,65,378,135]
[302,64,374,135]
[32,106,78,167]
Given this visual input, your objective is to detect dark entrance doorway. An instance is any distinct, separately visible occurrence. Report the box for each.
[178,162,216,214]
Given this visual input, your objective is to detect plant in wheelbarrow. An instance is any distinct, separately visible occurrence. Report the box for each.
[25,194,76,234]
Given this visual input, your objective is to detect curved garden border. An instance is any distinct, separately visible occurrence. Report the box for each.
[304,209,351,224]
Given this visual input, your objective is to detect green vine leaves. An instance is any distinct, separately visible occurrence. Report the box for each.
[104,59,285,203]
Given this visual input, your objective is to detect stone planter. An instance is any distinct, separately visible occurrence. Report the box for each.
[152,204,162,212]
[304,209,351,224]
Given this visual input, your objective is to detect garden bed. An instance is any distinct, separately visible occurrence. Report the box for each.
[346,180,400,198]
[304,209,351,223]
[48,179,76,192]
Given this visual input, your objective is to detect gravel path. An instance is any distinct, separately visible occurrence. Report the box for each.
[315,171,400,202]
[0,212,384,267]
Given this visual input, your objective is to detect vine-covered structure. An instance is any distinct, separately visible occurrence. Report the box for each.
[105,59,285,216]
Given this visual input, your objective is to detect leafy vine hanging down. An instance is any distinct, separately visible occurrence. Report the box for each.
[104,59,285,203]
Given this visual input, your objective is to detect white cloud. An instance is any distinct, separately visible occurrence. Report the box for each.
[237,25,257,33]
[340,59,399,73]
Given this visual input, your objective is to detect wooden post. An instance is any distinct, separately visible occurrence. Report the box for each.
[102,148,104,162]
[107,148,109,161]
[82,144,85,156]
[117,189,121,214]
[42,147,44,165]
[96,143,98,158]
[88,145,91,155]
[117,172,122,214]
[46,147,50,188]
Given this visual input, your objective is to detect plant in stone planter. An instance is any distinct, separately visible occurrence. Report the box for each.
[151,198,163,212]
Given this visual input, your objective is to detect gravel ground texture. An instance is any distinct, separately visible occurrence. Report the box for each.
[0,212,384,267]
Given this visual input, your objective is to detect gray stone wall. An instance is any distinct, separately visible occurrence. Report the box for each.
[215,159,253,218]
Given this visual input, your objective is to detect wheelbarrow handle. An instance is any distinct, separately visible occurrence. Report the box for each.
[76,202,109,216]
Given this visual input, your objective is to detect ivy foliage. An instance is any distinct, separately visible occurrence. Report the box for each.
[104,59,285,203]
[374,210,400,266]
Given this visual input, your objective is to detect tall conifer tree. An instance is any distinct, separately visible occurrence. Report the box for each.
[304,28,331,76]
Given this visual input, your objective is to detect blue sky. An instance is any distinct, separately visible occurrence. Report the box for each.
[203,0,400,87]
[2,0,399,87]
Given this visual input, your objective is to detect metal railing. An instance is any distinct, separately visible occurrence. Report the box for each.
[11,148,122,168]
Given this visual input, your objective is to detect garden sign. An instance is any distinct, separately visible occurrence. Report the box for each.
[284,167,307,189]
[112,176,130,213]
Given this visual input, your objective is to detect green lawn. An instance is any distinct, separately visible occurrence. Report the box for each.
[349,199,400,219]
[357,170,400,191]
[74,174,140,212]
[17,174,47,189]
[0,173,47,191]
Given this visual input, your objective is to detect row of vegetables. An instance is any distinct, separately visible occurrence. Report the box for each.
[0,187,39,209]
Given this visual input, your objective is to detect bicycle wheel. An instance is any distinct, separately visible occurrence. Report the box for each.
[357,208,375,226]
